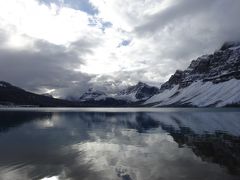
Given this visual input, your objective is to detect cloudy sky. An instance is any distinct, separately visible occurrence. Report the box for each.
[0,0,240,98]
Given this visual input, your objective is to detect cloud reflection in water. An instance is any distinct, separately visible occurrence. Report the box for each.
[0,110,239,180]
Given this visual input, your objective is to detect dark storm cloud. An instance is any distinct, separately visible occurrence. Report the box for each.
[135,0,217,34]
[135,0,240,39]
[133,0,240,79]
[0,30,97,95]
[0,47,90,91]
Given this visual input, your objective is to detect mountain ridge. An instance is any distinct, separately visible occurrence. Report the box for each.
[144,41,240,107]
[0,81,80,107]
[1,42,240,107]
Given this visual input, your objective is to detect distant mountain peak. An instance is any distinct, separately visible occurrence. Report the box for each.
[117,81,159,101]
[79,88,106,102]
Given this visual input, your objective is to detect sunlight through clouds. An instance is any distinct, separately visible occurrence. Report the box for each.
[0,0,240,97]
[41,176,59,180]
[0,0,97,45]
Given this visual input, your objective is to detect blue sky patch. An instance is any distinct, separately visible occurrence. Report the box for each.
[88,17,113,32]
[118,40,131,47]
[39,0,98,15]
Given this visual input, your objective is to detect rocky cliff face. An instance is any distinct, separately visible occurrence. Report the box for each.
[161,42,240,90]
[145,42,240,107]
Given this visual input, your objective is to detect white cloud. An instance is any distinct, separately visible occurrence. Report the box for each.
[0,0,240,97]
[0,0,100,45]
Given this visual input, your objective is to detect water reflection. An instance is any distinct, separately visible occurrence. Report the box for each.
[0,110,239,180]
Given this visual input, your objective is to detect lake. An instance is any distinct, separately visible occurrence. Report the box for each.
[0,108,240,180]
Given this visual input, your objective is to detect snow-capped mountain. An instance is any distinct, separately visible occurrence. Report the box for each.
[1,41,240,107]
[144,42,240,107]
[79,88,107,102]
[77,88,129,106]
[114,82,160,102]
[76,42,240,107]
[77,82,160,104]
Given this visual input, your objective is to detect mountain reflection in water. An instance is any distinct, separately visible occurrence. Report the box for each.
[0,109,239,180]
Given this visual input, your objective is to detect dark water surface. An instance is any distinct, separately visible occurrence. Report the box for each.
[0,108,240,180]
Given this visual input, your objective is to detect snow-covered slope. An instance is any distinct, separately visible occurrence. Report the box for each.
[145,79,240,107]
[145,42,240,107]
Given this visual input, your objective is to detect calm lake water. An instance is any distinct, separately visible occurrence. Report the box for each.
[0,108,240,180]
